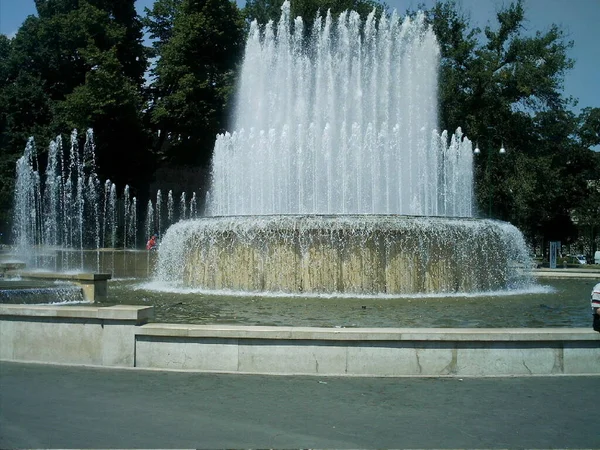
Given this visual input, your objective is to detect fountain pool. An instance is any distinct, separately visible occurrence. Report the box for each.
[98,277,594,328]
[0,279,85,304]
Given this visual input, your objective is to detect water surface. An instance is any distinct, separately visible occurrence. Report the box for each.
[99,278,596,328]
[0,279,84,304]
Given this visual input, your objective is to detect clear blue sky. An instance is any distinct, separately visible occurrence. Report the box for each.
[1,0,598,112]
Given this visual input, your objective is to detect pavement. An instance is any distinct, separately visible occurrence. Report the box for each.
[1,361,599,449]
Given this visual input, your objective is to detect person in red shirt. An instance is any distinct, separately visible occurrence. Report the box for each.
[146,234,158,250]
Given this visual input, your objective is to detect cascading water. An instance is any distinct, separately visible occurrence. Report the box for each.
[156,2,534,295]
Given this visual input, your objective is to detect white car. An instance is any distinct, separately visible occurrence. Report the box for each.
[574,255,587,265]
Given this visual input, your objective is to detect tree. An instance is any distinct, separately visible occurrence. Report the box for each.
[45,0,151,190]
[145,0,245,173]
[571,109,600,255]
[426,1,479,135]
[143,0,182,56]
[0,0,151,223]
[424,0,590,253]
[0,29,55,238]
[577,107,600,149]
[56,45,151,190]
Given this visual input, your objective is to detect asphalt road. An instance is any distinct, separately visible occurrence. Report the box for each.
[1,361,598,449]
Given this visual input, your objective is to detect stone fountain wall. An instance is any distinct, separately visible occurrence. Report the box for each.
[3,304,599,375]
[157,216,532,294]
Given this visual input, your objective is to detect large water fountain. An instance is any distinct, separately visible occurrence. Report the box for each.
[155,3,533,295]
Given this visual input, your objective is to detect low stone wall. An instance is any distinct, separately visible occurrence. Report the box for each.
[531,268,600,279]
[135,324,600,376]
[1,305,599,376]
[0,305,153,367]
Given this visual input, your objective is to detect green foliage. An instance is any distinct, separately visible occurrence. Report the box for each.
[577,107,600,148]
[146,0,245,169]
[143,0,182,56]
[422,0,599,251]
[0,0,150,237]
[0,30,54,236]
[428,0,574,134]
[425,1,479,134]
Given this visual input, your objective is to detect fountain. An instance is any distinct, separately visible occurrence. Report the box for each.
[9,129,200,279]
[155,2,533,295]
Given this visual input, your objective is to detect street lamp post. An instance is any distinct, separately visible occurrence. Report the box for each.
[474,142,506,218]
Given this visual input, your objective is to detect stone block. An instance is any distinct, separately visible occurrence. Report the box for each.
[454,343,559,376]
[238,339,348,375]
[346,342,455,376]
[135,337,240,371]
[563,342,600,374]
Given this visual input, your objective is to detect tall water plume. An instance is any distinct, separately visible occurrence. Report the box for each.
[13,138,41,254]
[167,190,174,224]
[209,2,474,217]
[156,190,163,238]
[146,200,155,242]
[180,192,187,221]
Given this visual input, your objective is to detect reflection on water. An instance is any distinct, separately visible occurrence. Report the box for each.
[98,278,597,328]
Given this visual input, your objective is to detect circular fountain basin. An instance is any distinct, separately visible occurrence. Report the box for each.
[156,215,532,295]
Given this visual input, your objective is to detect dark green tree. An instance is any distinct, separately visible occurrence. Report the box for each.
[0,28,55,238]
[500,108,595,248]
[0,0,151,234]
[424,0,591,253]
[571,108,600,255]
[145,0,245,172]
[143,0,182,56]
[429,0,574,138]
[45,0,151,190]
[426,0,479,135]
[577,107,600,149]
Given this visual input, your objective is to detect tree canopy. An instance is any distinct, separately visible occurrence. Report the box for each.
[145,0,245,170]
